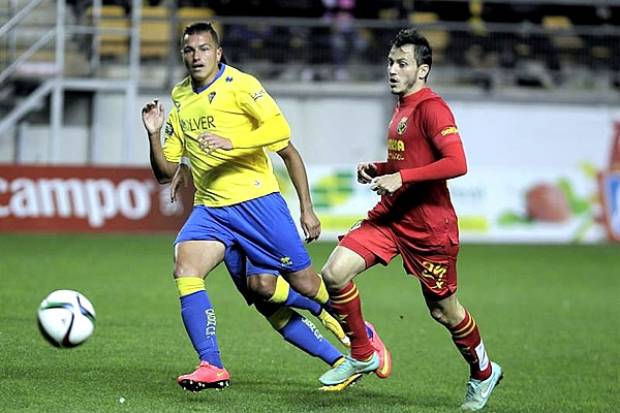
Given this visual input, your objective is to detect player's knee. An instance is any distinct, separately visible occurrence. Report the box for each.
[285,276,314,297]
[173,260,199,278]
[321,263,353,291]
[429,307,450,325]
[247,275,277,300]
[284,267,320,297]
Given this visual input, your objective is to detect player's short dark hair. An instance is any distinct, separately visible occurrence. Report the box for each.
[391,29,432,76]
[182,21,220,46]
[181,21,227,64]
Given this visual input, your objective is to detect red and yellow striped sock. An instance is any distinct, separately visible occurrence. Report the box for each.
[330,282,374,361]
[450,310,492,380]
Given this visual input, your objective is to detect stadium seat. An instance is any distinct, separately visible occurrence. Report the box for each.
[87,5,129,59]
[177,7,219,37]
[543,15,583,50]
[408,12,449,63]
[468,0,486,35]
[378,8,400,21]
[140,6,171,59]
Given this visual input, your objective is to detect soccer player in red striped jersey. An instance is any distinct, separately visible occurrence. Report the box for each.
[318,29,503,411]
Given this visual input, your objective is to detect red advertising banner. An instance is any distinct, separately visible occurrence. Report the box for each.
[0,165,193,233]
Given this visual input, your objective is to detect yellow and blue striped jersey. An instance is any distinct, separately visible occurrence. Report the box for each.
[163,64,290,207]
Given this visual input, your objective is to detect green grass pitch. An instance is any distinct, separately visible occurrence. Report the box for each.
[0,234,618,413]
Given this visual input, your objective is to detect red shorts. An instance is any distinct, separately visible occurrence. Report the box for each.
[339,219,459,299]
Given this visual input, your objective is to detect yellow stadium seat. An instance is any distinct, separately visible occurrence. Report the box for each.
[140,6,172,59]
[409,12,438,25]
[543,15,583,50]
[378,8,399,21]
[87,5,129,59]
[542,15,572,30]
[177,7,219,37]
[408,12,450,62]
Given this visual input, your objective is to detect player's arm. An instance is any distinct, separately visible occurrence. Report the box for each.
[170,157,192,203]
[141,99,177,184]
[275,142,321,242]
[398,101,467,183]
[370,101,467,195]
[235,113,290,149]
[196,76,292,152]
[196,114,289,153]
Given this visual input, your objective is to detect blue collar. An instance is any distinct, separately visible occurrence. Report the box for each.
[193,63,226,94]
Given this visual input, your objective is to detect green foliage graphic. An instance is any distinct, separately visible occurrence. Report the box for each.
[311,171,355,210]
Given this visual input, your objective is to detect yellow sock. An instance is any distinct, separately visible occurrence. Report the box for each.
[266,307,294,330]
[313,276,329,305]
[268,277,290,304]
[176,277,205,297]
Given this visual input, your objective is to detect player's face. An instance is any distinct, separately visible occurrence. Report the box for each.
[387,45,429,96]
[182,31,222,87]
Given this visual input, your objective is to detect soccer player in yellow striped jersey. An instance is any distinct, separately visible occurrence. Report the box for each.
[141,22,334,392]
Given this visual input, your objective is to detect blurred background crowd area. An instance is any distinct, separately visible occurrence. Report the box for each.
[1,0,619,92]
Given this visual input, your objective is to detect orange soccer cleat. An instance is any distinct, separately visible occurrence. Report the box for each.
[366,322,392,379]
[177,361,230,391]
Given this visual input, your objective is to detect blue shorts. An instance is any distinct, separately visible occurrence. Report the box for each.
[175,193,312,278]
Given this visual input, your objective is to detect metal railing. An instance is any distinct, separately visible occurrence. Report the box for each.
[0,0,141,163]
[1,1,619,163]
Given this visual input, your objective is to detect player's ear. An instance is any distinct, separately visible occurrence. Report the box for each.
[216,47,223,64]
[418,64,430,81]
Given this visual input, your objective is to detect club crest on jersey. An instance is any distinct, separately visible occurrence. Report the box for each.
[397,117,408,135]
[208,91,216,103]
[280,256,293,267]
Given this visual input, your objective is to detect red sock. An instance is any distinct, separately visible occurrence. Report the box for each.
[330,282,374,361]
[449,310,492,380]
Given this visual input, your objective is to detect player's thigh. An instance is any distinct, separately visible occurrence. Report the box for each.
[322,220,398,289]
[282,264,322,297]
[174,205,234,278]
[174,240,226,278]
[224,245,255,305]
[402,247,459,301]
[320,246,368,290]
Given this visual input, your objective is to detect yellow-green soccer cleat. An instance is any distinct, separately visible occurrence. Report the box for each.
[318,357,362,391]
[318,309,350,347]
[318,373,363,392]
[461,362,503,411]
[319,354,379,386]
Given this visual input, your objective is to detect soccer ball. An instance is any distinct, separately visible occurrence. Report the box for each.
[37,290,96,348]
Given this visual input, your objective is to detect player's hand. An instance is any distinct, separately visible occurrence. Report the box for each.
[197,132,233,153]
[357,162,377,184]
[170,163,190,203]
[141,99,165,134]
[370,173,402,196]
[300,209,321,243]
